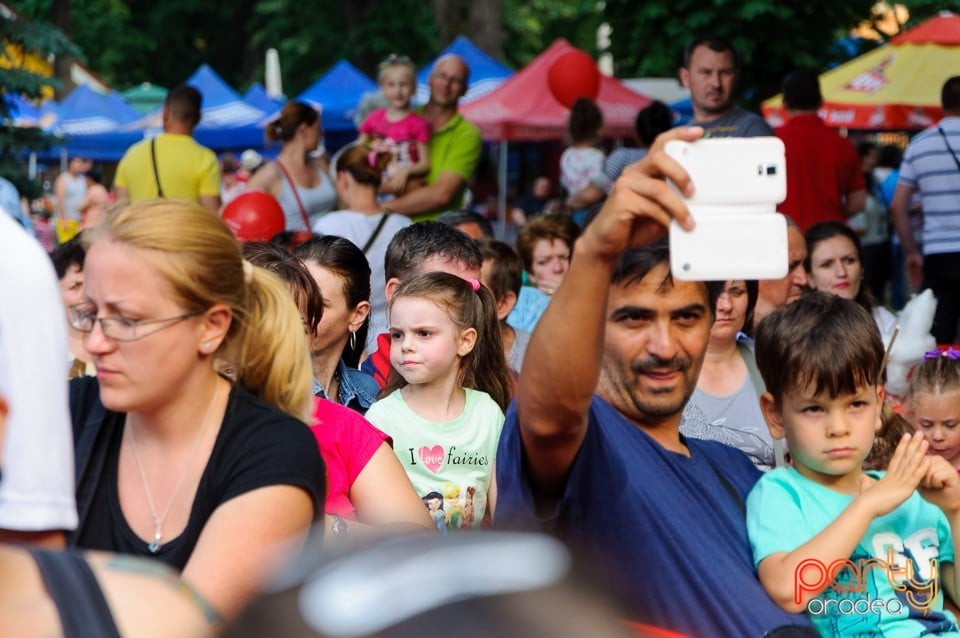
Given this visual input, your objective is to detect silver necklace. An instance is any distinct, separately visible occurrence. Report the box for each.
[128,380,221,553]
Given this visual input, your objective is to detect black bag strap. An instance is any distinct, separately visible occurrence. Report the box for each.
[938,127,960,173]
[150,138,165,198]
[362,213,392,254]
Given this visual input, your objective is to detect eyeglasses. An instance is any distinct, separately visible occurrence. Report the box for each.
[431,71,466,86]
[69,305,198,342]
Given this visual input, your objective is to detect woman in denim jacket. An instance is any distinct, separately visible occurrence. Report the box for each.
[294,236,381,414]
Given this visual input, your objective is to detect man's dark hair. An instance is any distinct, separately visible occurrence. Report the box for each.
[384,221,483,282]
[635,100,674,148]
[611,239,722,316]
[437,209,494,238]
[50,235,86,279]
[165,85,203,128]
[782,69,823,111]
[755,291,884,404]
[683,35,739,70]
[942,76,960,112]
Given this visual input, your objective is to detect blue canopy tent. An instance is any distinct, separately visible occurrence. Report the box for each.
[243,82,284,113]
[415,36,513,105]
[186,64,268,151]
[125,64,268,153]
[41,85,143,161]
[295,59,378,150]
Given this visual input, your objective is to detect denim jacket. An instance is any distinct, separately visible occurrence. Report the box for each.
[313,358,380,414]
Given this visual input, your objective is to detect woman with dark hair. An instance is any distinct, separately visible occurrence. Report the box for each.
[681,279,778,470]
[311,144,412,349]
[804,220,897,336]
[294,235,381,414]
[246,101,336,232]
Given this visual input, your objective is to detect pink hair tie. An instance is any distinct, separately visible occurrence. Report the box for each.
[368,150,377,168]
[467,278,481,292]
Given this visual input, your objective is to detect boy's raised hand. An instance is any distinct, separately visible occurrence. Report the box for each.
[858,432,930,517]
[918,454,960,515]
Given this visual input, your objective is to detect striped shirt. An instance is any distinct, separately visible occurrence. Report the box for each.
[898,116,960,255]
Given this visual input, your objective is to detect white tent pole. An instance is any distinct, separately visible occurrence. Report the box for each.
[497,140,508,240]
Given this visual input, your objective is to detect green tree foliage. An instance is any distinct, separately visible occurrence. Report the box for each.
[0,10,80,196]
[603,0,877,105]
[503,0,601,67]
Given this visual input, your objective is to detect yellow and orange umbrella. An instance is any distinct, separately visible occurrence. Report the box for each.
[762,11,960,130]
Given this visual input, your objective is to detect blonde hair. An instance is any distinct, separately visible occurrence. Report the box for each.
[87,200,312,419]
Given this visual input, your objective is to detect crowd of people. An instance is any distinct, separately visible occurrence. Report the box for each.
[1,32,960,638]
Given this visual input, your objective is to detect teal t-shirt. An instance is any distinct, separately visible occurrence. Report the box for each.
[747,467,959,637]
[365,387,503,532]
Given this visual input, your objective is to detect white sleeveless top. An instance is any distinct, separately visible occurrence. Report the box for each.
[274,163,337,232]
[62,173,87,222]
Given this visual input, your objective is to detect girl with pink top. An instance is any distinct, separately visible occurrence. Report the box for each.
[358,54,431,195]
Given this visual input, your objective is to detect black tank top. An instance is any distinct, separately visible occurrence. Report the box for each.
[29,549,122,638]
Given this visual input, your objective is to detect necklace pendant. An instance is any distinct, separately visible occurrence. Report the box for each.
[148,530,162,554]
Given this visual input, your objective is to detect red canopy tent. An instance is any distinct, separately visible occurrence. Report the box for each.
[461,39,652,141]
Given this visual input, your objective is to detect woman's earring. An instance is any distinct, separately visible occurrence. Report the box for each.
[203,341,213,352]
[349,331,357,351]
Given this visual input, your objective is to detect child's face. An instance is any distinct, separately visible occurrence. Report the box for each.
[909,391,960,467]
[381,66,415,112]
[762,382,883,491]
[389,296,476,388]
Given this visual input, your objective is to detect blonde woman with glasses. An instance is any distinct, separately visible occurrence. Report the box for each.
[66,200,325,620]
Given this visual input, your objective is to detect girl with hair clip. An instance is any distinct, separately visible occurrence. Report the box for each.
[67,200,325,620]
[364,272,512,531]
[906,349,960,470]
[246,100,336,233]
[358,54,431,195]
[312,144,412,349]
[242,241,433,541]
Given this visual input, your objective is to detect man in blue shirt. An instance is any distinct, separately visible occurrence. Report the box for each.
[495,126,813,636]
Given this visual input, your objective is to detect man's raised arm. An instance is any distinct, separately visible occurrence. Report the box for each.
[516,127,702,497]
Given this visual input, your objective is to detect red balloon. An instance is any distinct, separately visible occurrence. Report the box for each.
[547,49,601,109]
[221,190,285,243]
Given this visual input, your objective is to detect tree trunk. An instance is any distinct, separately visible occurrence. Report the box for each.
[468,0,503,60]
[50,0,74,98]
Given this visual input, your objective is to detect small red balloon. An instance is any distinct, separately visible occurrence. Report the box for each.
[547,49,601,109]
[221,190,285,243]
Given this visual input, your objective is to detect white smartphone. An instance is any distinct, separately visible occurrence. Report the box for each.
[665,137,789,281]
[670,212,788,281]
[664,137,787,209]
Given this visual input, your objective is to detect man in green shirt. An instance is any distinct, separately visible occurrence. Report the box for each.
[386,54,482,223]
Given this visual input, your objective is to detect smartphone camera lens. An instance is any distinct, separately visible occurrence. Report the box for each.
[766,165,778,176]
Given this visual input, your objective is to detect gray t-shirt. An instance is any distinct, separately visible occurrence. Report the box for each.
[680,377,775,470]
[698,107,774,138]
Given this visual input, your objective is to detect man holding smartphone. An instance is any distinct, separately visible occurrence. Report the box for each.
[679,36,774,138]
[495,127,814,637]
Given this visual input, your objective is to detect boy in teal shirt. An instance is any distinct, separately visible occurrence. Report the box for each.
[748,291,960,637]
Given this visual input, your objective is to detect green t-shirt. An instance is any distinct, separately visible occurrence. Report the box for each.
[412,112,482,223]
[365,387,503,532]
